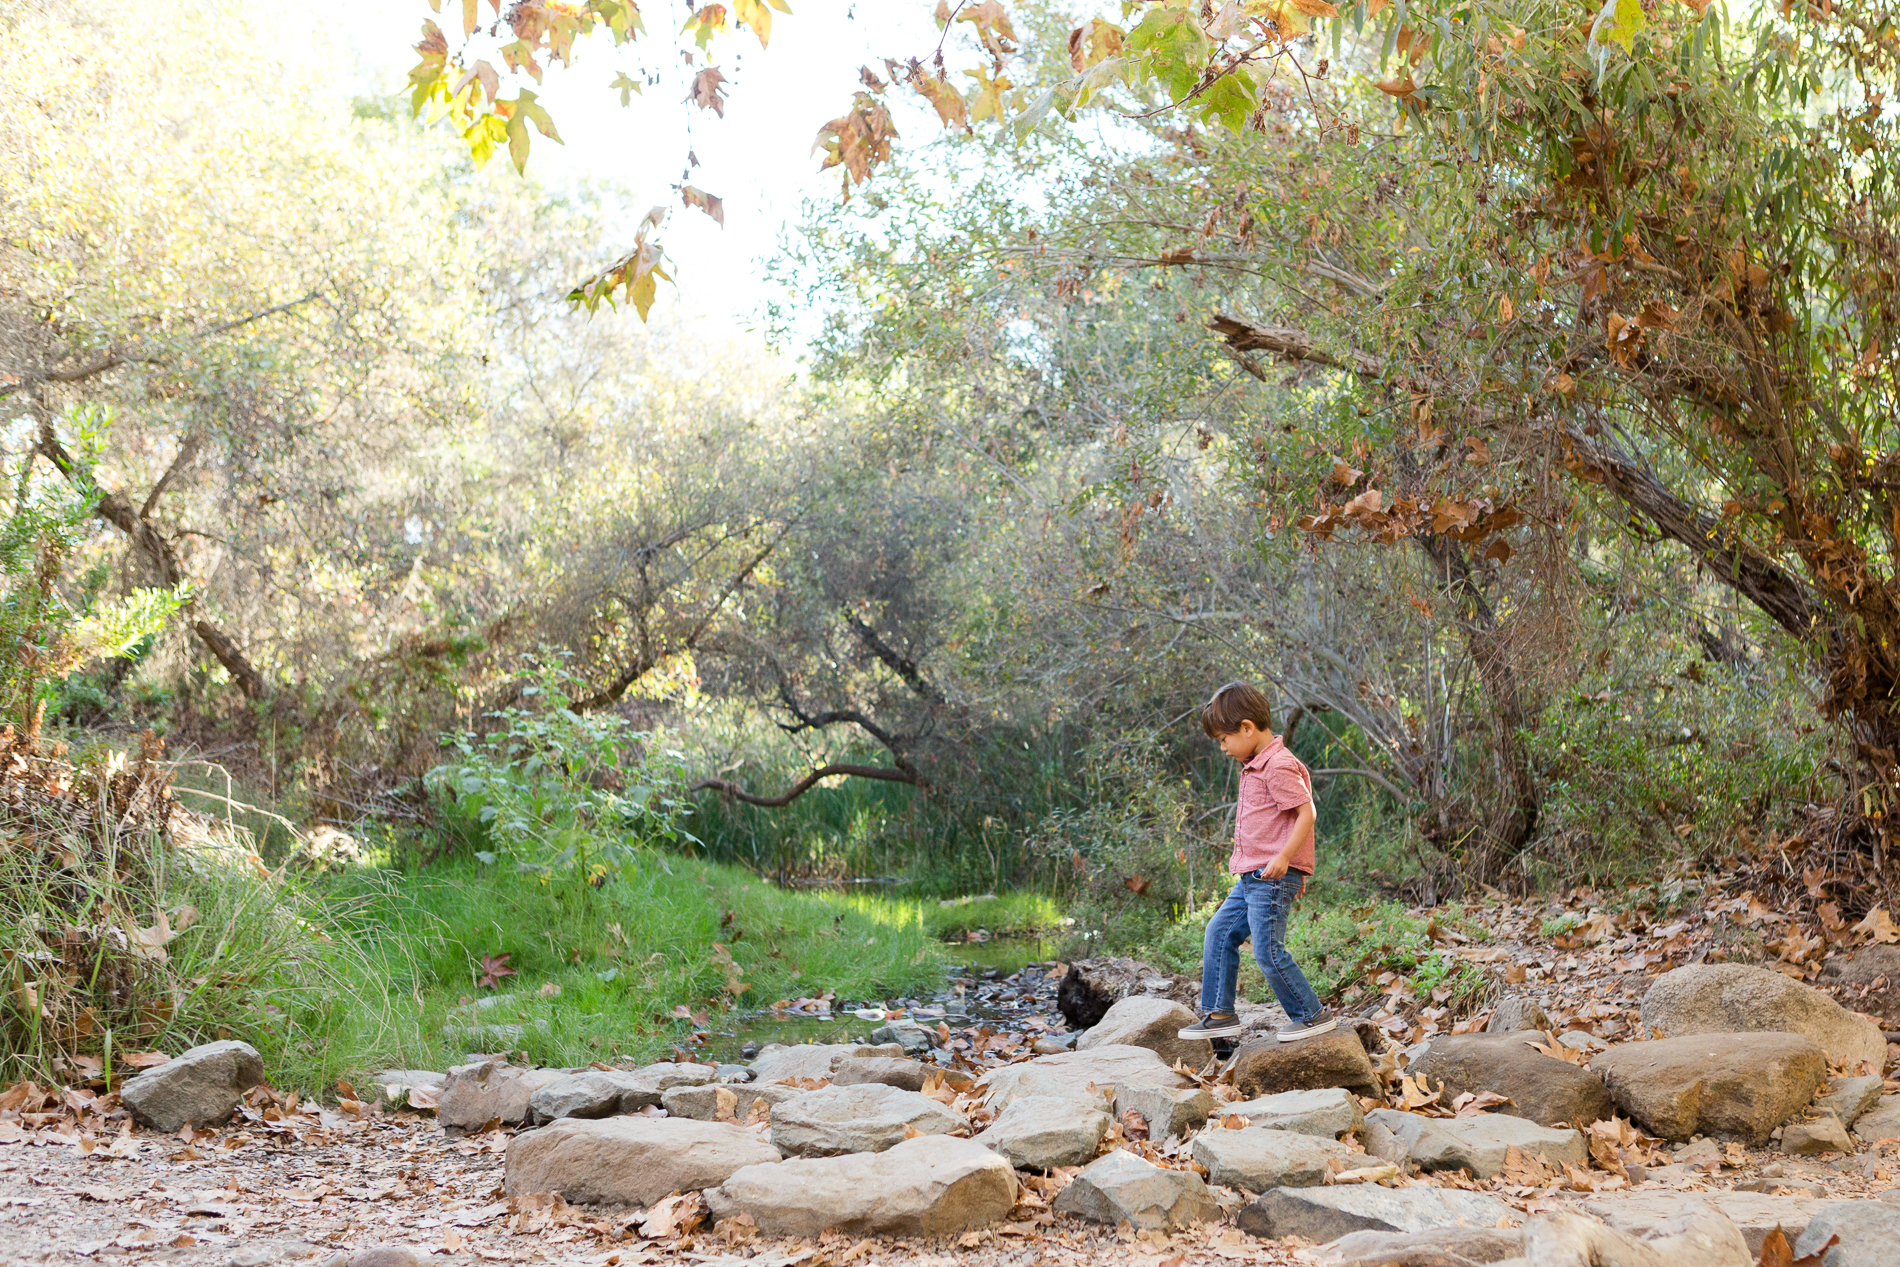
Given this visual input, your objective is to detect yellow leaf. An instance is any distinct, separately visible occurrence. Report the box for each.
[461,0,479,37]
[1498,293,1514,321]
[734,0,775,48]
[1853,907,1900,944]
[1288,0,1338,14]
[1375,75,1418,98]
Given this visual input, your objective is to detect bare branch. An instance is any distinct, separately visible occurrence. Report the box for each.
[690,762,920,807]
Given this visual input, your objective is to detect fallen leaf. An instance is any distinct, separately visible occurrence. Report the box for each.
[1853,907,1900,944]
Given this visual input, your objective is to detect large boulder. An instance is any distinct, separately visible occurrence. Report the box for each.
[750,1043,905,1084]
[1819,944,1900,1029]
[1364,1108,1585,1178]
[707,1136,1017,1238]
[1793,1199,1900,1267]
[119,1040,265,1133]
[1407,1032,1614,1127]
[1237,1185,1515,1241]
[1052,1150,1219,1230]
[1225,1087,1364,1138]
[503,1116,780,1206]
[1522,1205,1750,1267]
[975,1045,1190,1109]
[1642,965,1886,1073]
[1076,996,1212,1069]
[769,1083,966,1156]
[440,1061,567,1131]
[973,1095,1111,1170]
[1056,957,1199,1030]
[830,1056,931,1092]
[1189,1126,1357,1190]
[662,1082,806,1121]
[1232,1030,1380,1098]
[1113,1083,1217,1139]
[1590,1032,1827,1143]
[525,1064,714,1123]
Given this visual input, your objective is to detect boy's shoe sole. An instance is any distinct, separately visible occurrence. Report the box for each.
[1276,1014,1338,1042]
[1178,1016,1244,1040]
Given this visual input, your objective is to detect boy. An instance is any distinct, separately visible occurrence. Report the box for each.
[1178,681,1337,1042]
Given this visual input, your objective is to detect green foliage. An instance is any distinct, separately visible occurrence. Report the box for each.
[0,407,186,737]
[427,656,693,875]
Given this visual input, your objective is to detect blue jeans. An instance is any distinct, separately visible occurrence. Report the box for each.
[1200,871,1324,1023]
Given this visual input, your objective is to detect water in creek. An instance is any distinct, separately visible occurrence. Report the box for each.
[690,936,1065,1065]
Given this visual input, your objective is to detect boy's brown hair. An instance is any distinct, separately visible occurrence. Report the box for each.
[1201,681,1274,738]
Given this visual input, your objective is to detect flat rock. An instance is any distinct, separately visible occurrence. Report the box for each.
[1113,1084,1216,1139]
[1365,1108,1584,1178]
[973,1095,1111,1169]
[1322,1226,1524,1266]
[830,1056,931,1092]
[1819,944,1900,1028]
[662,1082,806,1121]
[373,1070,447,1091]
[1524,1203,1750,1267]
[1794,1199,1900,1267]
[1642,965,1886,1073]
[1573,1190,1829,1256]
[504,1116,780,1206]
[1075,996,1212,1068]
[975,1045,1189,1109]
[1225,1087,1365,1138]
[750,1044,905,1084]
[1819,1077,1886,1128]
[769,1083,965,1156]
[1407,1032,1613,1127]
[870,1021,933,1055]
[1854,1095,1900,1145]
[1190,1126,1357,1191]
[441,1062,567,1131]
[1237,1184,1516,1241]
[1232,1030,1380,1098]
[1052,1149,1219,1230]
[1590,1032,1827,1143]
[1784,1113,1855,1156]
[1486,996,1552,1035]
[706,1135,1017,1238]
[120,1040,265,1134]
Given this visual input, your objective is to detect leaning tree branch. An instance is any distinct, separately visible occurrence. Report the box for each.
[689,762,921,807]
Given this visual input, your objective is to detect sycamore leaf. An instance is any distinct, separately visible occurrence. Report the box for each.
[462,113,508,168]
[688,66,729,116]
[1853,907,1900,944]
[610,71,642,105]
[683,4,729,52]
[958,0,1019,61]
[813,91,898,187]
[681,184,725,227]
[965,67,1012,124]
[914,74,969,130]
[1591,0,1647,54]
[1068,18,1124,71]
[733,0,776,48]
[126,911,176,963]
[503,89,562,173]
[1675,0,1713,14]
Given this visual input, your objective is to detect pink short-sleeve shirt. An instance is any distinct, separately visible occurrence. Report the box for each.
[1230,736,1315,876]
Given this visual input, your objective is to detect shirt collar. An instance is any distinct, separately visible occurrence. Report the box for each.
[1244,735,1281,772]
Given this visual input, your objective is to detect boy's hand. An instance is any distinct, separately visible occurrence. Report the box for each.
[1259,856,1290,879]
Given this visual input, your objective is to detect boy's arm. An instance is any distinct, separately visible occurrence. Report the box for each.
[1257,801,1315,880]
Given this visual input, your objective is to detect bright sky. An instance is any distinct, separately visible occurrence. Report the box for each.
[322,1,954,334]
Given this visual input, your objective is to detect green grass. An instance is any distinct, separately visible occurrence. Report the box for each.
[918,892,1064,940]
[317,848,955,1082]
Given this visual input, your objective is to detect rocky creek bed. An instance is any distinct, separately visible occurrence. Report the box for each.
[7,903,1900,1267]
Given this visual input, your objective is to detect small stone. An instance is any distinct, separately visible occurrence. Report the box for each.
[1112,1084,1216,1139]
[870,1021,933,1055]
[1052,1149,1219,1230]
[1190,1126,1357,1190]
[1237,1184,1516,1241]
[504,1116,780,1206]
[1794,1199,1900,1267]
[707,1135,1017,1238]
[975,1044,1189,1109]
[751,1043,905,1083]
[770,1083,966,1156]
[830,1056,931,1092]
[1855,1096,1900,1145]
[1324,1227,1524,1267]
[440,1061,567,1131]
[1031,1038,1070,1055]
[1230,1029,1380,1098]
[717,1064,755,1083]
[1364,1108,1585,1178]
[1818,1076,1885,1127]
[973,1095,1111,1169]
[372,1070,447,1091]
[119,1040,266,1134]
[662,1082,806,1121]
[1783,1114,1855,1156]
[1486,995,1552,1034]
[1224,1086,1365,1138]
[347,1251,424,1267]
[1074,996,1212,1068]
[1407,1032,1614,1128]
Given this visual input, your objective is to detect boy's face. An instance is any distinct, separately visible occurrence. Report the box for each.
[1217,721,1269,762]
